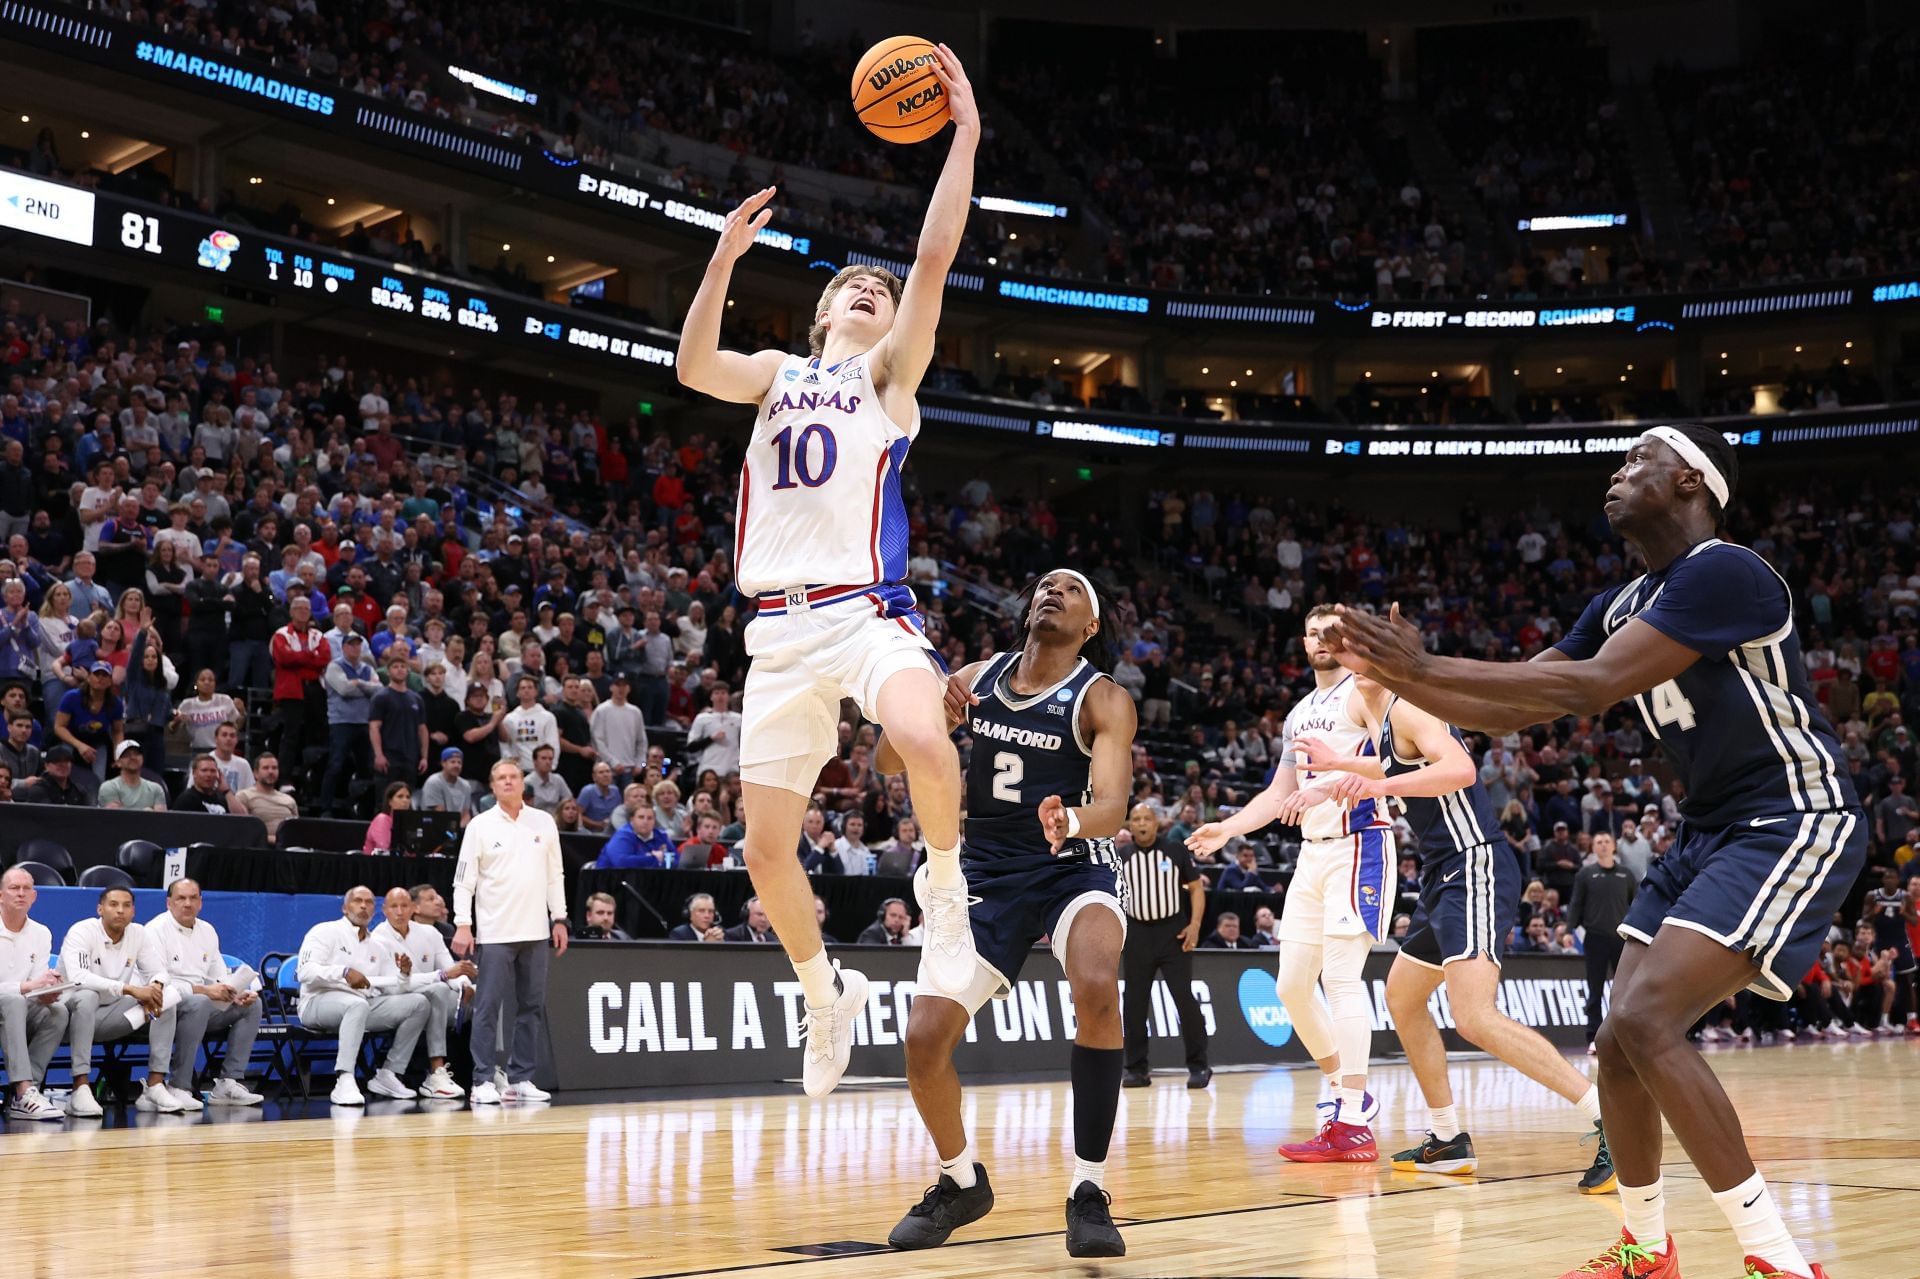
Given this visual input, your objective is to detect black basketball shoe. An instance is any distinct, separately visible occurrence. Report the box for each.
[887,1166,995,1250]
[1065,1181,1126,1258]
[1579,1119,1618,1195]
[1389,1130,1477,1175]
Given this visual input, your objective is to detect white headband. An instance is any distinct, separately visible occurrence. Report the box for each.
[1044,569,1100,618]
[1640,427,1729,508]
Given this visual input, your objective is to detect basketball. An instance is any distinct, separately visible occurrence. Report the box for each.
[851,35,950,143]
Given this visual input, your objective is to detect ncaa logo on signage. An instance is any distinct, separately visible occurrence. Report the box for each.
[1237,968,1293,1047]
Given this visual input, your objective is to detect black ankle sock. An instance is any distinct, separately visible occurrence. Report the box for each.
[1070,1044,1123,1162]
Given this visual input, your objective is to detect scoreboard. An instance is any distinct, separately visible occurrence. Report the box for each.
[0,170,677,374]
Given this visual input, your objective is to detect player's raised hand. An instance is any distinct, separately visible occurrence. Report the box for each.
[928,42,979,133]
[1038,794,1070,853]
[1275,786,1331,824]
[1186,822,1229,855]
[712,186,777,265]
[1331,602,1428,681]
[943,669,980,728]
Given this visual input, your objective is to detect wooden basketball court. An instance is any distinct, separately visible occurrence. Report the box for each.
[4,1042,1913,1277]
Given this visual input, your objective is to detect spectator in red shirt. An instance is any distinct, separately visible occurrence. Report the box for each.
[652,463,688,512]
[270,594,330,772]
[677,813,728,870]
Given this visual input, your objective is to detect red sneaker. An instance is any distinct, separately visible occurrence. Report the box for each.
[1278,1118,1377,1163]
[1743,1258,1830,1278]
[1554,1231,1680,1278]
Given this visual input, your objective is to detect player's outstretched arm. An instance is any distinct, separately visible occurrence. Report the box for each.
[1329,700,1474,804]
[675,186,790,404]
[1189,758,1297,852]
[1330,603,1698,732]
[871,43,978,405]
[1039,680,1135,851]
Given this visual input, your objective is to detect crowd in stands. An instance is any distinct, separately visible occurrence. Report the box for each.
[49,3,1920,304]
[1657,23,1920,293]
[992,27,1468,300]
[1423,26,1637,237]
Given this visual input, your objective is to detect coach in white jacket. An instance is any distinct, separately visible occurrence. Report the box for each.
[60,886,187,1117]
[453,758,568,1105]
[296,885,431,1107]
[147,878,264,1106]
[371,885,475,1100]
[0,866,68,1121]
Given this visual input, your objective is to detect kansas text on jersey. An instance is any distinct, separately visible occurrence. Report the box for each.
[1555,539,1858,827]
[736,352,915,600]
[1284,673,1388,841]
[963,651,1115,867]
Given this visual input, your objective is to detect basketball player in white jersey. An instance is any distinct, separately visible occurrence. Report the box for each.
[674,45,980,1098]
[1188,604,1392,1161]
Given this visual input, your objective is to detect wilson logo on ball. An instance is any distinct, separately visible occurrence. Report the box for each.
[866,53,936,92]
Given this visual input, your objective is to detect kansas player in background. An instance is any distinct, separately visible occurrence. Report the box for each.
[1331,423,1861,1279]
[1187,604,1393,1162]
[1300,677,1613,1193]
[673,45,981,1098]
[876,570,1134,1259]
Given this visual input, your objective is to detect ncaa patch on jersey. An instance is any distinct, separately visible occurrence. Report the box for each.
[1238,968,1294,1047]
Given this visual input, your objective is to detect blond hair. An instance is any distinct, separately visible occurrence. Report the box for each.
[808,265,904,356]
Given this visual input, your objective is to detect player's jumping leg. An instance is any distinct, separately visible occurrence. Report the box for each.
[891,994,995,1249]
[741,780,870,1097]
[1442,957,1613,1193]
[1563,926,1827,1279]
[1383,955,1476,1174]
[876,666,976,993]
[1558,939,1681,1279]
[1061,905,1126,1257]
[1277,936,1378,1161]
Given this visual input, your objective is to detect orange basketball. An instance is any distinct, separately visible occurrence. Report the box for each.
[851,35,950,144]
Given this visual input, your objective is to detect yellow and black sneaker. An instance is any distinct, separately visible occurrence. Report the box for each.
[1389,1130,1477,1175]
[1579,1119,1618,1195]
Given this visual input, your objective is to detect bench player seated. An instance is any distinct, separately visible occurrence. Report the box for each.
[876,569,1135,1259]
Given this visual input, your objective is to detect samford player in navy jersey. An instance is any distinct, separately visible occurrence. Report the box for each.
[875,569,1135,1260]
[1298,678,1612,1193]
[1863,866,1918,1034]
[675,47,983,1099]
[1330,422,1861,1279]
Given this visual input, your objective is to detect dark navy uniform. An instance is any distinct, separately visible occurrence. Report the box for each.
[933,651,1125,1010]
[1556,539,1867,999]
[1384,696,1521,969]
[1866,887,1917,976]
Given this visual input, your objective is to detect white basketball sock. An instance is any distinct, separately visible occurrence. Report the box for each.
[793,949,837,1008]
[1427,1104,1461,1140]
[926,842,964,890]
[1069,1156,1106,1195]
[1575,1084,1602,1128]
[1712,1171,1809,1275]
[940,1142,979,1189]
[1620,1176,1667,1254]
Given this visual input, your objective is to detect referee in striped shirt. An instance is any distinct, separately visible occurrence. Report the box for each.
[1118,803,1211,1088]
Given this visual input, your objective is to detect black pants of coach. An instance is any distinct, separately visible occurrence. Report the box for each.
[1584,929,1626,1044]
[1121,916,1209,1073]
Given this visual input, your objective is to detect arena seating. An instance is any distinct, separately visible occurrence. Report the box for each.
[74,3,1920,300]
